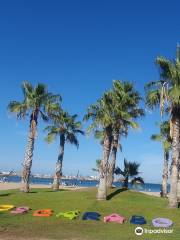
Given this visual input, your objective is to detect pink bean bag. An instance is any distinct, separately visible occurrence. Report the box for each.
[10,207,31,215]
[104,213,126,224]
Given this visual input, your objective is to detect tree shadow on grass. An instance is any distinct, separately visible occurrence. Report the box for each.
[26,191,38,194]
[44,189,67,193]
[19,189,68,194]
[107,188,128,200]
[0,193,11,197]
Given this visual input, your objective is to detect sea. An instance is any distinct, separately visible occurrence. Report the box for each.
[2,176,170,193]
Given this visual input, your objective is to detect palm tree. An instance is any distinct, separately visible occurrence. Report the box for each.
[85,81,144,199]
[8,81,60,192]
[114,159,143,188]
[84,92,113,200]
[45,110,84,190]
[151,121,171,197]
[145,46,180,208]
[107,80,144,188]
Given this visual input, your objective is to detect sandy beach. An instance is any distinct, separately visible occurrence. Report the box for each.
[139,190,160,197]
[0,182,85,191]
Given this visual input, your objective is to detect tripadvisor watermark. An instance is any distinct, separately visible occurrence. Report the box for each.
[135,227,173,236]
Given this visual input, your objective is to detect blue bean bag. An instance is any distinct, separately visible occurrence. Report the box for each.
[82,212,101,221]
[130,215,146,225]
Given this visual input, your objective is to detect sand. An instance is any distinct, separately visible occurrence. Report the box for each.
[139,190,161,197]
[0,182,85,191]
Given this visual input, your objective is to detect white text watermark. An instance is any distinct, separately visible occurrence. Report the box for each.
[135,227,173,236]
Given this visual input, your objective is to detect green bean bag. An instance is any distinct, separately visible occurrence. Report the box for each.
[56,210,80,220]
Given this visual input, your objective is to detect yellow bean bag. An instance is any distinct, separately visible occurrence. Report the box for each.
[0,205,14,211]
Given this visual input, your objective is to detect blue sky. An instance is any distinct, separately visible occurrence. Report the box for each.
[0,0,179,183]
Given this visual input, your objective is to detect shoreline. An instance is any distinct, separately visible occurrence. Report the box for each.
[0,182,161,197]
[0,182,86,191]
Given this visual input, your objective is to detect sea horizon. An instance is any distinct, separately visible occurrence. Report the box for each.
[2,175,170,193]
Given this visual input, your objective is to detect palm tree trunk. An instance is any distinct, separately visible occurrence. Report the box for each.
[21,110,38,193]
[177,156,180,200]
[97,126,112,200]
[169,113,180,208]
[161,151,169,197]
[107,133,119,188]
[21,133,35,192]
[177,179,180,200]
[53,134,65,190]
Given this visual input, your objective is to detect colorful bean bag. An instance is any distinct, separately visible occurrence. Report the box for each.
[82,212,101,221]
[10,206,31,215]
[56,210,80,220]
[130,215,146,225]
[152,218,173,228]
[33,209,53,217]
[0,205,14,212]
[104,213,126,224]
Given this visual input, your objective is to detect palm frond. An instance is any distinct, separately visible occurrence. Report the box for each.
[92,159,101,172]
[35,83,47,96]
[39,110,49,122]
[114,166,124,175]
[151,134,163,142]
[22,81,33,98]
[146,89,161,109]
[66,133,79,148]
[151,121,172,152]
[131,177,144,185]
[156,56,174,80]
[8,101,27,119]
[44,132,57,143]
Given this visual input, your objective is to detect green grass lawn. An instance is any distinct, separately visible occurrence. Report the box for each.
[0,187,179,240]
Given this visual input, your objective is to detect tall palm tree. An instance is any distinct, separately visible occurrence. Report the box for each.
[114,159,143,188]
[107,80,144,188]
[45,110,84,190]
[145,46,180,208]
[85,81,144,199]
[151,121,171,197]
[8,81,60,192]
[84,92,113,200]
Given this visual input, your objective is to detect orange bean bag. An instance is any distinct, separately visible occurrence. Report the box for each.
[33,209,53,217]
